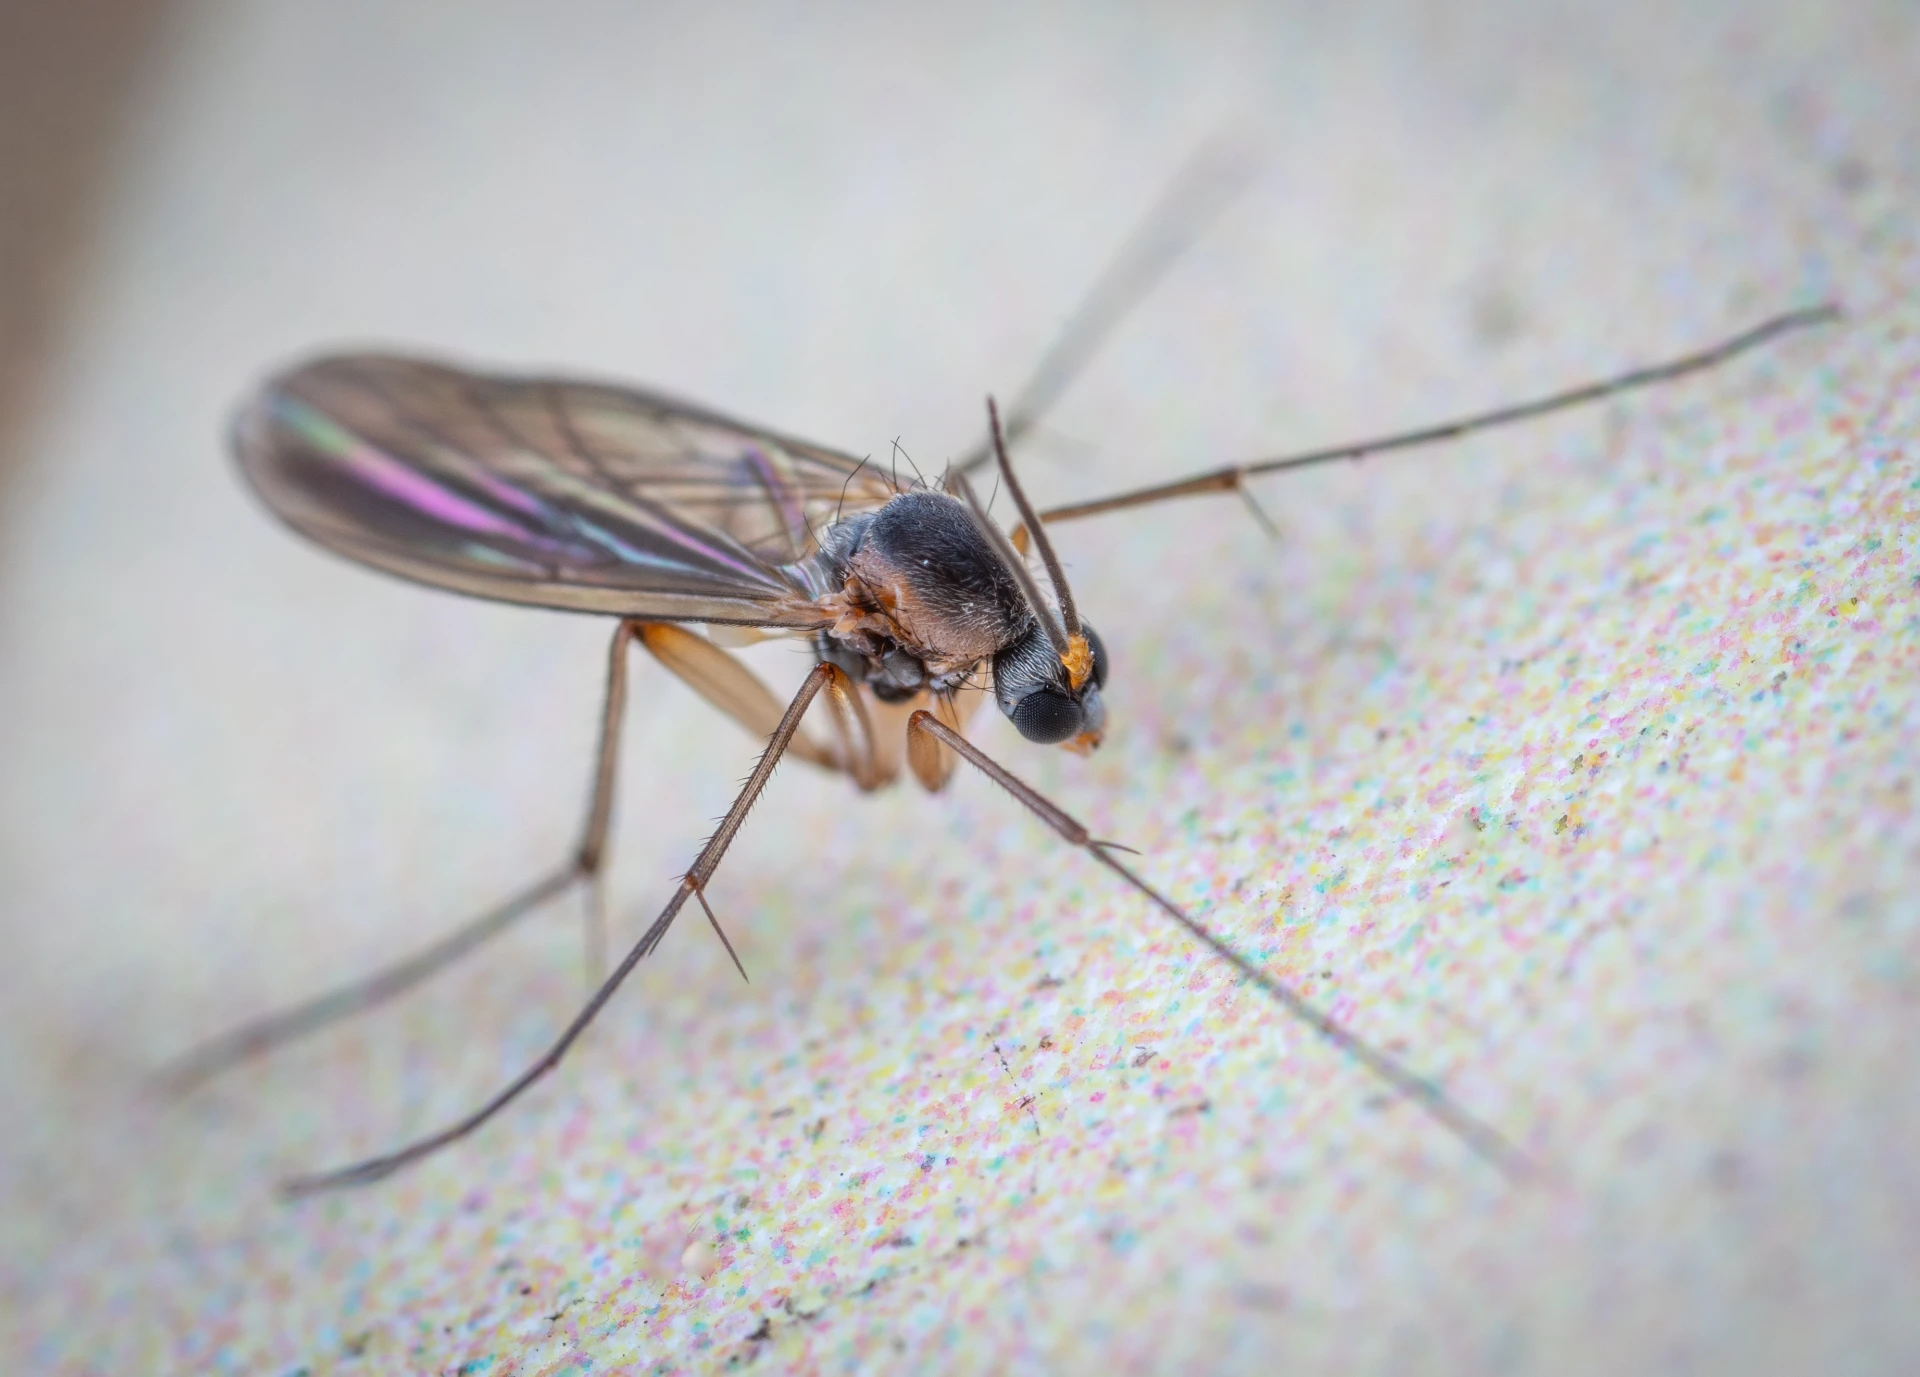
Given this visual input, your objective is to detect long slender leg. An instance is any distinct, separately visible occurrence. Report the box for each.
[582,875,608,987]
[678,658,885,984]
[282,663,840,1194]
[952,139,1255,476]
[905,688,981,792]
[1036,303,1841,527]
[816,665,890,792]
[166,622,871,1090]
[907,710,1532,1179]
[161,619,657,1092]
[637,623,838,770]
[645,640,882,981]
[648,623,887,790]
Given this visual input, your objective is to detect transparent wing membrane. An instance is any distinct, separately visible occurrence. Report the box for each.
[234,355,901,625]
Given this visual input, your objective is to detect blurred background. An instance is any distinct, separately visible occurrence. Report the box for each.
[0,2,170,485]
[2,2,1915,1374]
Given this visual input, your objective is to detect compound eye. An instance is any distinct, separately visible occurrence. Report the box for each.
[1010,688,1084,744]
[1083,623,1109,688]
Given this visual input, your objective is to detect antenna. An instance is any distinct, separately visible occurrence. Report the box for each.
[986,397,1081,637]
[952,469,1070,661]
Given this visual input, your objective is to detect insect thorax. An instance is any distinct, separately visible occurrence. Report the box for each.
[805,490,1035,702]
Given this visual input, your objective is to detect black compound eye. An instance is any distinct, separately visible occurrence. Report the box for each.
[1083,623,1109,688]
[1010,688,1084,744]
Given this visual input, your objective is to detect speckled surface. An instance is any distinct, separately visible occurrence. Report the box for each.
[3,3,1918,1374]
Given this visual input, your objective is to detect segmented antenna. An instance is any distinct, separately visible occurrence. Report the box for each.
[952,470,1070,661]
[986,398,1081,637]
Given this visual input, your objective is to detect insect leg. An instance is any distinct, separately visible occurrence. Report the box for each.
[162,618,660,1092]
[1034,304,1841,529]
[905,689,981,792]
[281,663,840,1194]
[952,138,1255,476]
[905,709,1532,1179]
[643,624,895,789]
[641,639,884,977]
[814,664,890,792]
[637,624,838,770]
[582,874,608,987]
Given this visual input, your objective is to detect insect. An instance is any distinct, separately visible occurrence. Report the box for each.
[170,176,1837,1194]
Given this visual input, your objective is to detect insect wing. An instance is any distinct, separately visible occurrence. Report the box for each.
[232,354,902,625]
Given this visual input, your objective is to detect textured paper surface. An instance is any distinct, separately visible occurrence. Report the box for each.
[2,3,1917,1373]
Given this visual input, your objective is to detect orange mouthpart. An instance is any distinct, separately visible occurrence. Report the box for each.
[1061,633,1094,691]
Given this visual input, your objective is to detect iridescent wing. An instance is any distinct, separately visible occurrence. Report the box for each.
[232,353,904,626]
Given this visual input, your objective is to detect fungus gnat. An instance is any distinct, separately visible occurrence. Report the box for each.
[169,166,1838,1194]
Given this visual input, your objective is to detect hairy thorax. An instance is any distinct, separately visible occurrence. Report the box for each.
[812,489,1034,696]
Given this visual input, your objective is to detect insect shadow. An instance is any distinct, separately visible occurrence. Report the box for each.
[163,150,1839,1194]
